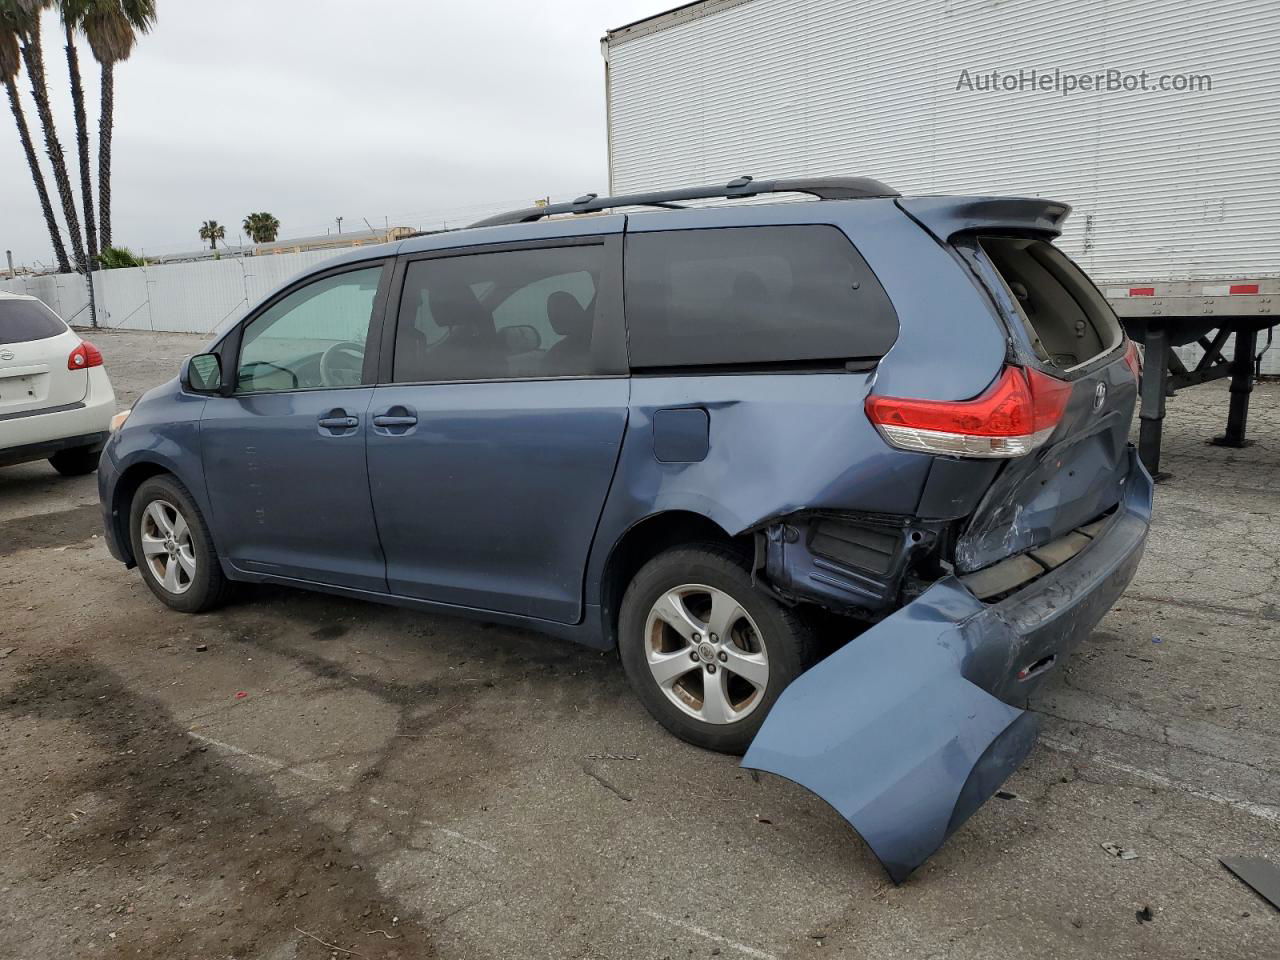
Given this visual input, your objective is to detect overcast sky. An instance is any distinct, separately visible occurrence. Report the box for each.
[2,0,674,267]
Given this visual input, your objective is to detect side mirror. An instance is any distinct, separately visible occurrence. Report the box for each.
[183,352,223,393]
[499,324,541,354]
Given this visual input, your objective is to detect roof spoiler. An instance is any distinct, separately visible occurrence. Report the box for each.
[896,196,1072,241]
[471,175,900,227]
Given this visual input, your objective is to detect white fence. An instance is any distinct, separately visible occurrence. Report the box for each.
[0,248,343,337]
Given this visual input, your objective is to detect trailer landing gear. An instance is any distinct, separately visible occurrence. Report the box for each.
[1128,317,1274,480]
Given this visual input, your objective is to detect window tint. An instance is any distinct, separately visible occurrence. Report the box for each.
[624,225,898,368]
[394,244,604,382]
[236,266,382,393]
[0,298,67,345]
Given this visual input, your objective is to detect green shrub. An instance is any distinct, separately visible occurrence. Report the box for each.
[97,246,146,269]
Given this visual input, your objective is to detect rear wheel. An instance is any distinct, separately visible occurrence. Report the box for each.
[48,445,100,476]
[618,544,816,754]
[128,475,228,613]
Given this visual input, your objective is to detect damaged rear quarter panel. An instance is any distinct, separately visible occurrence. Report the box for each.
[761,513,950,615]
[587,200,1012,606]
[585,373,931,607]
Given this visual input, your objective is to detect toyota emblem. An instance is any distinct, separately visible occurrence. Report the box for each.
[1092,381,1107,412]
[0,350,13,361]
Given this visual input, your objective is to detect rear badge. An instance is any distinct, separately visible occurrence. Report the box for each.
[0,350,13,361]
[1093,382,1107,412]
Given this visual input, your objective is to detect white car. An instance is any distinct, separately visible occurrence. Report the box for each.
[0,291,118,475]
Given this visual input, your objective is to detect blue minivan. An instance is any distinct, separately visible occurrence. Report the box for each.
[99,177,1152,881]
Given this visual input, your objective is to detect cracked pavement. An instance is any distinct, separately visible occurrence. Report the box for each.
[0,329,1276,959]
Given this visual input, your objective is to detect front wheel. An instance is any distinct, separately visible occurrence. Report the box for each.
[128,475,229,613]
[618,544,816,755]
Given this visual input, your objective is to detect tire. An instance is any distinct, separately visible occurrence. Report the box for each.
[48,445,100,476]
[618,544,817,755]
[128,474,229,613]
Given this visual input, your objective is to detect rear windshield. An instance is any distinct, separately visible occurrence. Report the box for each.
[624,225,898,369]
[978,237,1122,370]
[0,298,67,345]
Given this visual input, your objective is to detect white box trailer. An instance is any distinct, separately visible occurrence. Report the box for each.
[602,0,1280,473]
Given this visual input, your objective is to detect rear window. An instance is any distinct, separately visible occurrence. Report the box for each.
[978,237,1122,370]
[0,298,67,345]
[624,225,898,368]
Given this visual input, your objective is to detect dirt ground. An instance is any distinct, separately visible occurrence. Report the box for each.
[1,328,1277,960]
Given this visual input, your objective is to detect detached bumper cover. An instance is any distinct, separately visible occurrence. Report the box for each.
[743,447,1153,883]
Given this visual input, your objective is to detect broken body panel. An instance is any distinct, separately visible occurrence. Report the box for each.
[745,450,1153,882]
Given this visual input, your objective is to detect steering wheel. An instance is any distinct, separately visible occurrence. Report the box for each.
[320,341,365,387]
[238,360,298,389]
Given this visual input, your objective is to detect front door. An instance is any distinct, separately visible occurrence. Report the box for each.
[366,231,629,623]
[200,262,390,591]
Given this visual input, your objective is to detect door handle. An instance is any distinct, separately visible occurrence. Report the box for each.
[318,415,359,429]
[371,404,418,435]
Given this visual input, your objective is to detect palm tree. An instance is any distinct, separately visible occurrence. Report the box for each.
[242,212,280,244]
[79,0,155,249]
[7,0,87,272]
[58,0,98,266]
[198,220,225,250]
[0,3,71,272]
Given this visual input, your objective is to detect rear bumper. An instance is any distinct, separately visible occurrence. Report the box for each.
[0,367,115,464]
[744,445,1153,883]
[0,430,110,468]
[963,449,1152,706]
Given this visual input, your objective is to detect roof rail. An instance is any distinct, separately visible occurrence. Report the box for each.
[469,175,900,227]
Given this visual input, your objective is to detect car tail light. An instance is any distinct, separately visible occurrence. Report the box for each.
[1122,338,1142,380]
[68,341,104,370]
[865,366,1073,459]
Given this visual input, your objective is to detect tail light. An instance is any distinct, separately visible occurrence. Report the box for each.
[865,366,1072,459]
[1122,338,1143,380]
[68,341,104,371]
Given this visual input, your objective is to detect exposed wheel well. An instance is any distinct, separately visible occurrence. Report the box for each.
[110,462,172,566]
[598,511,751,649]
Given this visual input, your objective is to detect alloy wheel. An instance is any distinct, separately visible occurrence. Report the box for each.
[139,499,196,595]
[643,583,769,724]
